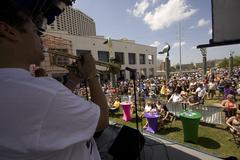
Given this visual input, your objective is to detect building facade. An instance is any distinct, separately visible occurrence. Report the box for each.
[40,34,74,77]
[48,6,96,36]
[44,30,158,81]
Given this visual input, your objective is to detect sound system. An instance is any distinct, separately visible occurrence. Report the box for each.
[109,125,145,160]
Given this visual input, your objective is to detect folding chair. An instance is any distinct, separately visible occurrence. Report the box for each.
[109,107,119,117]
[165,112,176,128]
[159,112,176,130]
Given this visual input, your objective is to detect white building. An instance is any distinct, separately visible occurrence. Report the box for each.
[48,7,96,36]
[46,30,158,80]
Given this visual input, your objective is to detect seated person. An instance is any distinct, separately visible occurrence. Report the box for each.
[158,105,171,129]
[156,100,162,111]
[187,93,200,106]
[222,94,238,121]
[226,110,240,137]
[144,100,153,113]
[168,89,183,103]
[130,100,135,114]
[109,97,120,115]
[143,102,159,129]
[112,97,120,110]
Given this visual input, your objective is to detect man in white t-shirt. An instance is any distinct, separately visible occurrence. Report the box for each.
[0,1,108,160]
[194,83,206,104]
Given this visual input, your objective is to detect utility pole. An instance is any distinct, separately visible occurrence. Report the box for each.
[179,22,182,73]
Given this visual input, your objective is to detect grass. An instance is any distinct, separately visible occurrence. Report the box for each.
[110,111,240,159]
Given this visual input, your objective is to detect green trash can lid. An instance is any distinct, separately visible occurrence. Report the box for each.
[180,111,202,119]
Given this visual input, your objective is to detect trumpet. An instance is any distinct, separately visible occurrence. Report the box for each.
[48,51,121,74]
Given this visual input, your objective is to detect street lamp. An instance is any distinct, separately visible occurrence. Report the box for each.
[158,43,171,80]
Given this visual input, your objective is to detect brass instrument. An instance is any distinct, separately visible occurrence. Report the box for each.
[48,51,121,74]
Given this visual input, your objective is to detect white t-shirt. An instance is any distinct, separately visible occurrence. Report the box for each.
[208,82,216,90]
[144,104,152,113]
[195,87,206,98]
[169,93,182,103]
[0,68,101,160]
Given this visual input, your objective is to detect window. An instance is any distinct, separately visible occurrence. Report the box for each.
[76,49,91,57]
[148,55,154,64]
[140,68,147,79]
[139,54,145,64]
[128,53,136,64]
[115,52,124,64]
[98,51,109,62]
[117,70,125,81]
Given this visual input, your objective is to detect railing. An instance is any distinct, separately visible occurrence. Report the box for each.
[166,102,224,125]
[106,93,224,125]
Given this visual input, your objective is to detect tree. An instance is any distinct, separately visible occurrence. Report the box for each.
[233,55,240,66]
[218,58,228,68]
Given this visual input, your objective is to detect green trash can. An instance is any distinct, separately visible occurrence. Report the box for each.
[180,111,202,143]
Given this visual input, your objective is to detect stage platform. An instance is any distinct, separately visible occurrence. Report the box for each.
[95,122,222,160]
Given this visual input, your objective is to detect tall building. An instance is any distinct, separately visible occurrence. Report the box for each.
[48,7,96,36]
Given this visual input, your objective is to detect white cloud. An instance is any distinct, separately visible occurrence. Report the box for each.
[189,18,210,29]
[197,18,210,27]
[128,0,150,17]
[189,25,195,29]
[143,0,197,31]
[191,46,196,50]
[173,41,186,48]
[208,28,212,35]
[150,41,161,47]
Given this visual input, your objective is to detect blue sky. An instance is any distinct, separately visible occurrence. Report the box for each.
[73,0,240,65]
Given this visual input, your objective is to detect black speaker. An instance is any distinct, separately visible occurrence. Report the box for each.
[109,125,145,160]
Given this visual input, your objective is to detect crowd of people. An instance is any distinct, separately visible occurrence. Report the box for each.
[72,68,240,114]
[67,67,240,133]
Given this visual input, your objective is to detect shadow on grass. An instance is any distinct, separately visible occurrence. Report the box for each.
[110,112,123,118]
[199,122,226,131]
[130,117,143,123]
[157,127,182,135]
[198,137,221,149]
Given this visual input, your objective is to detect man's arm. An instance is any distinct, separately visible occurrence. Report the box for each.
[226,116,236,131]
[88,76,109,132]
[77,53,109,132]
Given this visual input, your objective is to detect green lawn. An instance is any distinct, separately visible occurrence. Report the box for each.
[110,112,240,159]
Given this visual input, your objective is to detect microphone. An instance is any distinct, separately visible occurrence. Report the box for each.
[125,67,136,72]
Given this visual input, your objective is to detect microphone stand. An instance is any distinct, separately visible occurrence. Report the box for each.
[126,67,139,131]
[125,67,142,160]
[132,71,139,131]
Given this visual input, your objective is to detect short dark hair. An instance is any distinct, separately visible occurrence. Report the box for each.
[0,0,31,32]
[35,68,47,77]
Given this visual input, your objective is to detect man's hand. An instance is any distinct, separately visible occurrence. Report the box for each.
[64,72,81,91]
[77,53,97,80]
